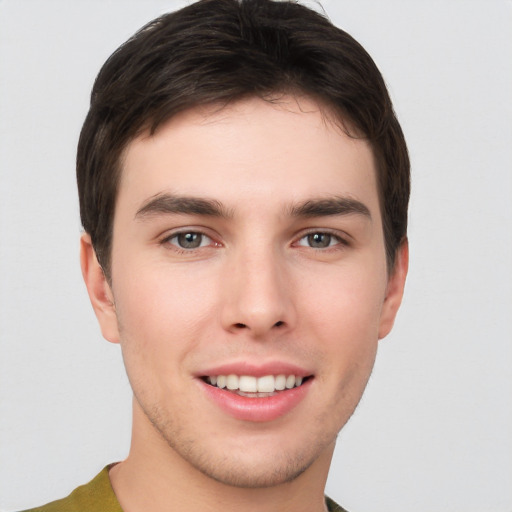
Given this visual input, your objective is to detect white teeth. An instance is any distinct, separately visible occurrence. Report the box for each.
[206,374,306,393]
[275,374,286,391]
[239,375,257,392]
[226,374,238,390]
[257,375,275,393]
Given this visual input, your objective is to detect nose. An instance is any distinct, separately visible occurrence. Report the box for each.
[220,245,296,338]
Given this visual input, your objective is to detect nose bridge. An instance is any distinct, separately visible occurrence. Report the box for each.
[221,238,294,336]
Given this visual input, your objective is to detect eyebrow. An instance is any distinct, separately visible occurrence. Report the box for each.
[288,196,371,220]
[135,193,232,220]
[135,193,371,222]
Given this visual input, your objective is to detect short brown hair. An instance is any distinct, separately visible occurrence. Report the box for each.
[77,0,410,279]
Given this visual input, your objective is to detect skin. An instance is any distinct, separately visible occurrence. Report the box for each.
[81,96,408,512]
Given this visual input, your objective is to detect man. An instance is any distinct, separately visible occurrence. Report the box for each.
[24,0,409,510]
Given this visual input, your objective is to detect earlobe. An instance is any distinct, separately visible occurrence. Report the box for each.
[378,239,409,339]
[80,233,120,344]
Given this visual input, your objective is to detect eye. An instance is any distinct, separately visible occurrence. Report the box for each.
[166,231,213,249]
[297,232,343,249]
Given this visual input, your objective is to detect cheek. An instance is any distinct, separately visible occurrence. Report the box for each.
[301,260,386,383]
[305,261,387,338]
[114,256,216,327]
[110,262,219,379]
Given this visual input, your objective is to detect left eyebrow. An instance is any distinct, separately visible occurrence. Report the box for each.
[288,196,372,220]
[135,193,232,220]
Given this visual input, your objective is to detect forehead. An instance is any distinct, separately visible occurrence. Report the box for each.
[118,96,379,218]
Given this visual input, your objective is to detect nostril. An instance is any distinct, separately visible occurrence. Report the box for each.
[232,320,284,330]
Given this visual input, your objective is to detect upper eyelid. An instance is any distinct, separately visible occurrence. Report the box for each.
[160,230,219,252]
[160,226,216,241]
[159,231,213,250]
[294,228,351,243]
[167,231,212,241]
[296,233,347,248]
[157,226,351,245]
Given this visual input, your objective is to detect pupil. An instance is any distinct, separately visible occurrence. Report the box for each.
[308,233,330,248]
[178,232,201,248]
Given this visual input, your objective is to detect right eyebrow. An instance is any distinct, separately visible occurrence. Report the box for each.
[288,196,372,220]
[135,193,232,220]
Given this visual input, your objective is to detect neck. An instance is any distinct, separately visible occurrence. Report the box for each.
[109,399,334,512]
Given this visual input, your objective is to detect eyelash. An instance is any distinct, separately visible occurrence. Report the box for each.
[295,230,349,250]
[161,230,218,252]
[160,229,349,253]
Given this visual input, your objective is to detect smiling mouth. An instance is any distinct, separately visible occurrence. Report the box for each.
[202,374,310,397]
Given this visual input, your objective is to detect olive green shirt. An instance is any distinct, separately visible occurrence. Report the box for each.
[21,466,348,512]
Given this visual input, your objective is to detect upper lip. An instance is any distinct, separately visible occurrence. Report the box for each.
[196,361,312,378]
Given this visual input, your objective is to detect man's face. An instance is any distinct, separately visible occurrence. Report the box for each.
[84,96,406,487]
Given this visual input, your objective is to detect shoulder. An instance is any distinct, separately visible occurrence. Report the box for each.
[325,495,350,512]
[19,466,122,512]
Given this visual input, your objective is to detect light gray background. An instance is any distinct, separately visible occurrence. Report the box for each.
[1,1,511,511]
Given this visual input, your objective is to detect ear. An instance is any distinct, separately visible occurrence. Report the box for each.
[80,233,120,344]
[378,239,409,339]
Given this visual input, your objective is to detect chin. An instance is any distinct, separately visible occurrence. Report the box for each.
[150,412,337,489]
[175,442,320,489]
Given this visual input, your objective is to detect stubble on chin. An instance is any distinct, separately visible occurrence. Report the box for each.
[134,394,336,489]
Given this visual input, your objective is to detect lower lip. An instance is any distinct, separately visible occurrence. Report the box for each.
[199,378,312,422]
